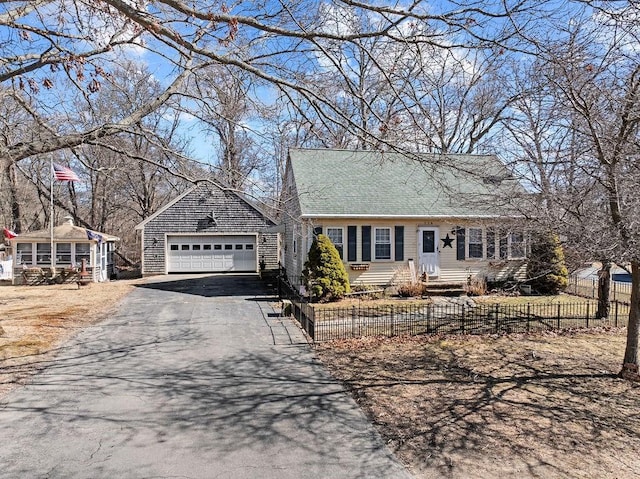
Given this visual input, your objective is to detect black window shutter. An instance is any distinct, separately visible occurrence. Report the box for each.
[394,226,404,261]
[486,228,496,259]
[347,226,357,262]
[313,226,322,237]
[456,226,466,261]
[362,226,371,262]
[499,232,508,259]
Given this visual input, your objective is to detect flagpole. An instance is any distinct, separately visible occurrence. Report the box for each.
[50,158,55,276]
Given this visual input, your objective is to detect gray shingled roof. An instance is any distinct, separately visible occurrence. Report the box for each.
[288,148,523,218]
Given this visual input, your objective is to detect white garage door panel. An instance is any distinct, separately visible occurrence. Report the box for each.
[167,235,256,273]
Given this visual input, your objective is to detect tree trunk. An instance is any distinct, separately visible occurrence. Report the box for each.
[620,260,640,381]
[596,261,611,319]
[7,161,22,233]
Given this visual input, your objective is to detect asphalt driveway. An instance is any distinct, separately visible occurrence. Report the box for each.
[0,274,412,479]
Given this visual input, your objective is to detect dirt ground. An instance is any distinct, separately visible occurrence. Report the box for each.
[316,331,640,479]
[3,281,639,478]
[0,279,140,397]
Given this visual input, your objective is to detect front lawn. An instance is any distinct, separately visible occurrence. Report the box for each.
[473,292,596,305]
[316,330,640,479]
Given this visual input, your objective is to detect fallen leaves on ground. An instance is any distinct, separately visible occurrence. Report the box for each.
[316,330,640,479]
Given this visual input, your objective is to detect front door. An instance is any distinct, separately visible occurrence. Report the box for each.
[418,227,439,278]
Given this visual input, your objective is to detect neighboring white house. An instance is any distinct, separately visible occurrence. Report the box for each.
[281,148,529,287]
[8,217,119,284]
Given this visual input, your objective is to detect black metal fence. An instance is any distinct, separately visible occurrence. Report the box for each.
[279,275,629,342]
[311,300,629,342]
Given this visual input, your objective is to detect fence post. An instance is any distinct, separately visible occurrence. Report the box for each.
[494,303,500,334]
[390,306,395,337]
[557,304,561,330]
[527,303,531,333]
[613,281,617,302]
[615,301,619,328]
[586,303,590,328]
[461,304,466,334]
[351,305,356,338]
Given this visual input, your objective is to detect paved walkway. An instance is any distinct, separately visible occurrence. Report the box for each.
[0,274,412,479]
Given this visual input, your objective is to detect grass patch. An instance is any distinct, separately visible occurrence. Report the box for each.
[474,292,594,305]
[316,331,640,479]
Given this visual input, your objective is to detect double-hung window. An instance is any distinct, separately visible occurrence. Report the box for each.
[76,243,91,265]
[509,232,526,259]
[16,243,33,265]
[457,227,526,260]
[468,228,483,259]
[36,244,51,265]
[374,227,391,260]
[326,227,344,259]
[495,230,526,259]
[56,243,72,264]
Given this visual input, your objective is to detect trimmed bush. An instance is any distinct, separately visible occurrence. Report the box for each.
[302,234,351,302]
[526,231,569,294]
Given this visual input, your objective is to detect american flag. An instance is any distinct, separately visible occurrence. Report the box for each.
[86,230,103,243]
[53,163,80,181]
[3,227,17,239]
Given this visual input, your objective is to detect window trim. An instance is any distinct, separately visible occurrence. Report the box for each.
[374,227,392,261]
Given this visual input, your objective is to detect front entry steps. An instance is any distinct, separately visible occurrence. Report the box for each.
[423,281,466,297]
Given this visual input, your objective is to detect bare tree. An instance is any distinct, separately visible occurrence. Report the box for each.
[0,1,547,164]
[11,62,199,261]
[190,66,267,190]
[509,5,640,379]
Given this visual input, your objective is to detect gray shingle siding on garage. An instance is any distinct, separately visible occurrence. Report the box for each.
[139,183,278,275]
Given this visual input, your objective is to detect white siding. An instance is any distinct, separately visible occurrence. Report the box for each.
[289,219,528,287]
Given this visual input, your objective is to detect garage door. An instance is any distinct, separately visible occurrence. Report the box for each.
[167,235,257,273]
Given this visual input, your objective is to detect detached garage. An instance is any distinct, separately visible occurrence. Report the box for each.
[135,182,278,276]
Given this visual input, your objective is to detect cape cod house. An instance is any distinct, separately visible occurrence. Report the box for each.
[281,148,528,288]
